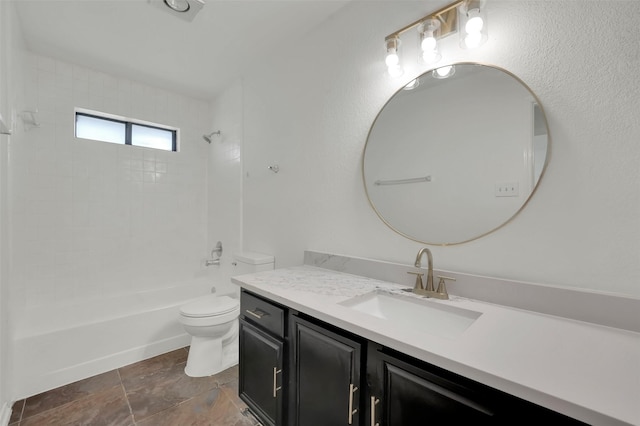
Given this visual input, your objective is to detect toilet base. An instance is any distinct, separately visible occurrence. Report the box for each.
[184,333,239,377]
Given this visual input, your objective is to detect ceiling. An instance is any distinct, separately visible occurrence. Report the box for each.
[14,0,351,100]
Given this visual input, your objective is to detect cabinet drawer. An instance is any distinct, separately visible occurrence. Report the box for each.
[241,290,285,338]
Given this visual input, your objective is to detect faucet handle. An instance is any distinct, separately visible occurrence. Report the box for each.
[436,275,456,299]
[407,271,424,291]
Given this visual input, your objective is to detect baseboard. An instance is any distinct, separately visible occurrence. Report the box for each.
[14,333,191,400]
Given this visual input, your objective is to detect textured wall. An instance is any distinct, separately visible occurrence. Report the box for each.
[241,1,640,296]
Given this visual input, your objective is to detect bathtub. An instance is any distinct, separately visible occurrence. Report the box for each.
[12,277,236,399]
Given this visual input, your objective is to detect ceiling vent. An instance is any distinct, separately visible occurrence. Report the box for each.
[148,0,205,22]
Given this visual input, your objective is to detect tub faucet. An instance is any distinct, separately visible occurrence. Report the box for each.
[414,247,434,292]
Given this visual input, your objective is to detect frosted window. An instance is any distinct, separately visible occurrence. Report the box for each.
[76,114,126,145]
[75,110,178,152]
[132,124,174,151]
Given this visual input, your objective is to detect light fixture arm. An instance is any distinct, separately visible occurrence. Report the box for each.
[384,0,464,43]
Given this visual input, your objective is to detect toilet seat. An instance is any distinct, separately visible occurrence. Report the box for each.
[180,295,239,318]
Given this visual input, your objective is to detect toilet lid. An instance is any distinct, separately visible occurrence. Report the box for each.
[180,295,239,318]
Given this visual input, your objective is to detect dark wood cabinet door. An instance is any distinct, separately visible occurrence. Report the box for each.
[368,347,495,426]
[291,316,362,426]
[379,363,494,425]
[239,319,284,426]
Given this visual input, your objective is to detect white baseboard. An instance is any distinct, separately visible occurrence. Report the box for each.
[14,333,191,400]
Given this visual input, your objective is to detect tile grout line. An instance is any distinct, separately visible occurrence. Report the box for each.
[16,399,25,424]
[116,368,137,426]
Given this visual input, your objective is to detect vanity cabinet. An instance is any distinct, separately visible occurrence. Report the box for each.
[239,291,585,426]
[290,315,363,426]
[366,343,585,426]
[239,291,288,426]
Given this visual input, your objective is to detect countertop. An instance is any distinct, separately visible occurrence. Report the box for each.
[232,265,640,426]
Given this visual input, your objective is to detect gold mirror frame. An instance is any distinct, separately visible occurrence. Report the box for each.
[362,63,551,245]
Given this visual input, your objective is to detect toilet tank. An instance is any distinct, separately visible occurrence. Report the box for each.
[232,251,275,275]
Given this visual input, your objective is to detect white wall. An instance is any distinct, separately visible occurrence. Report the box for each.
[9,53,211,329]
[0,0,25,417]
[241,1,640,297]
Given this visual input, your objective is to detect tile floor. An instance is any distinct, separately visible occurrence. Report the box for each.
[9,347,260,426]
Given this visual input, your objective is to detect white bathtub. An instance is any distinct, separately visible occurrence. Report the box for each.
[12,277,234,399]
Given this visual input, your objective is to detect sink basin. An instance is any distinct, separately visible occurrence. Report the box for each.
[340,291,481,339]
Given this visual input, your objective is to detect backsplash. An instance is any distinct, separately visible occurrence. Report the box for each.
[304,251,640,333]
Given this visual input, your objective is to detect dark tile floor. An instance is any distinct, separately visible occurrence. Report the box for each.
[9,347,260,426]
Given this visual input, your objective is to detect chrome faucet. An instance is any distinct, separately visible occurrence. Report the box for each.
[414,247,434,292]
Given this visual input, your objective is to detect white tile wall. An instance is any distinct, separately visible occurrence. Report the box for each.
[10,54,211,317]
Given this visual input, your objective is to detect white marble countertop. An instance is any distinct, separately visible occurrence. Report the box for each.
[232,265,640,426]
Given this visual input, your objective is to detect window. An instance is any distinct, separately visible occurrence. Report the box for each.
[75,109,178,152]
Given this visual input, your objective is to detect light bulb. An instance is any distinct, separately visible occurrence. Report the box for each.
[421,34,436,52]
[464,32,482,49]
[385,52,399,67]
[465,11,484,33]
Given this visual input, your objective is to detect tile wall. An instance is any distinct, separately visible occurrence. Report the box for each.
[10,53,211,321]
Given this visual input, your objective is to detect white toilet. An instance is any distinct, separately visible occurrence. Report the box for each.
[179,251,275,377]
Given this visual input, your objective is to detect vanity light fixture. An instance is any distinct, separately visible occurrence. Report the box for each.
[383,0,489,77]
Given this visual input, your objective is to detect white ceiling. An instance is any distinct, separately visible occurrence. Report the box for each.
[14,0,351,100]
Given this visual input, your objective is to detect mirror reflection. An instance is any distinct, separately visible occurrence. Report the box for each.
[363,64,549,245]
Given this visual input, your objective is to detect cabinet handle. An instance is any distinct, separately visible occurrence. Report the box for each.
[348,384,358,424]
[370,396,380,426]
[272,367,282,398]
[245,308,267,319]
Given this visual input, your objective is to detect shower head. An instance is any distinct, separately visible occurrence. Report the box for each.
[203,130,221,143]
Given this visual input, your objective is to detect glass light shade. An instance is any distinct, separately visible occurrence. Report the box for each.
[418,19,441,64]
[466,13,484,33]
[385,37,403,77]
[421,34,437,52]
[459,0,488,49]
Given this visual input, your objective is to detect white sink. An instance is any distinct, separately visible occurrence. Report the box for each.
[340,291,481,339]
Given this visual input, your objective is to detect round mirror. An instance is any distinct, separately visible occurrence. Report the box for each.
[363,63,549,245]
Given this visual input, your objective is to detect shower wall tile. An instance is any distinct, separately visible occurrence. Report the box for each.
[10,54,211,318]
